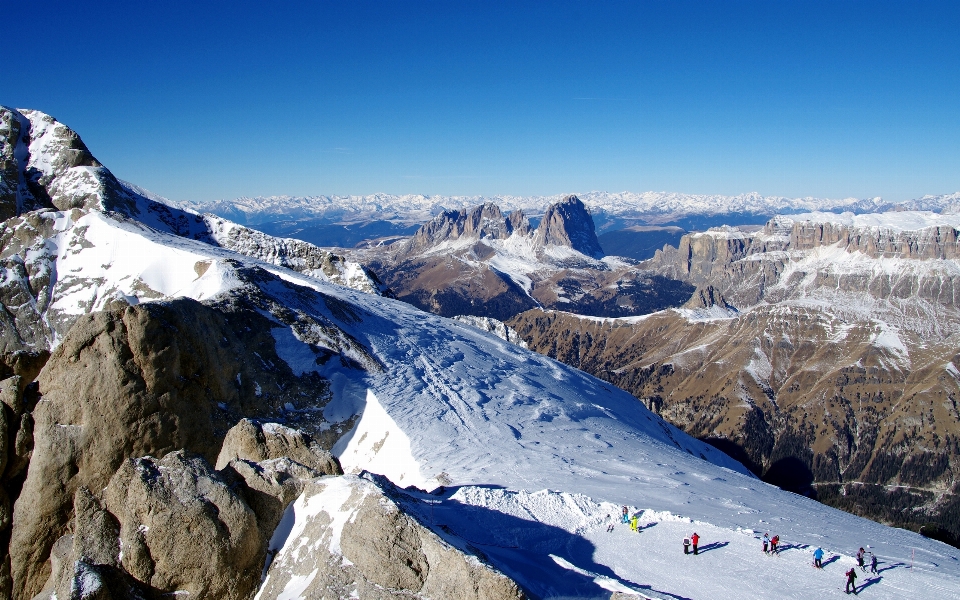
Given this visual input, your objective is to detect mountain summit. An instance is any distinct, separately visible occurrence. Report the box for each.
[533,195,604,258]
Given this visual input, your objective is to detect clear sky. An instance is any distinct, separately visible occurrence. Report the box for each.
[9,1,960,202]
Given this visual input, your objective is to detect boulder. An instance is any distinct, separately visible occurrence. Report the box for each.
[215,418,341,475]
[103,452,262,599]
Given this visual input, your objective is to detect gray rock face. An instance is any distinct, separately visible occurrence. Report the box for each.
[9,297,343,598]
[646,219,960,309]
[258,473,526,600]
[32,450,321,600]
[533,195,604,258]
[215,418,341,475]
[682,285,733,310]
[104,452,263,599]
[405,203,523,253]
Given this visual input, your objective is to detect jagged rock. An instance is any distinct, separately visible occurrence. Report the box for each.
[9,297,336,599]
[215,418,342,475]
[406,203,519,254]
[452,315,529,348]
[682,285,733,310]
[258,473,526,600]
[102,452,263,599]
[533,195,604,258]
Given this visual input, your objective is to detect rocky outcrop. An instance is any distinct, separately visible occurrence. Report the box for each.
[352,195,697,320]
[682,285,733,310]
[533,195,604,258]
[207,220,385,294]
[258,473,526,600]
[452,315,529,348]
[0,107,138,216]
[215,418,341,475]
[9,297,344,598]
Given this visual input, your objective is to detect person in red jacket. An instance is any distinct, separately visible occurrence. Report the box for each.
[691,532,700,555]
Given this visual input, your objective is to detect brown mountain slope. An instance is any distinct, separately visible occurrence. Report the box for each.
[509,213,960,543]
[508,306,960,538]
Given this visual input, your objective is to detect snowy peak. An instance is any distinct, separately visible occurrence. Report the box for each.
[533,195,604,258]
[0,106,139,217]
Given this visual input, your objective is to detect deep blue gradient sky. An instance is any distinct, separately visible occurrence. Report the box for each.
[10,1,960,202]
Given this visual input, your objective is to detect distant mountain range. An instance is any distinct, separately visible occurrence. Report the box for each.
[189,190,960,248]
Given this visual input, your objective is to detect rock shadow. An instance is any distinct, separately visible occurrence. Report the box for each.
[399,490,688,600]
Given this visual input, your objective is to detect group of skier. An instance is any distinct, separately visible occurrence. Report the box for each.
[682,532,700,555]
[761,532,780,554]
[607,506,879,594]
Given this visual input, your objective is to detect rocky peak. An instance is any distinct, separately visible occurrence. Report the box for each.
[406,202,519,252]
[0,106,136,216]
[533,195,604,258]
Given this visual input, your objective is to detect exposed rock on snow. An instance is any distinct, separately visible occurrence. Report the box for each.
[452,315,529,348]
[257,473,525,600]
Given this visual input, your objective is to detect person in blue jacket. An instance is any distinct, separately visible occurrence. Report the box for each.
[813,547,824,568]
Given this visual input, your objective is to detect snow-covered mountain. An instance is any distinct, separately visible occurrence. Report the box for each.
[2,107,959,599]
[345,197,694,320]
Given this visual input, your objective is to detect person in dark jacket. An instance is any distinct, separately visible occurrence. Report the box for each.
[856,547,866,571]
[870,553,878,574]
[845,568,858,594]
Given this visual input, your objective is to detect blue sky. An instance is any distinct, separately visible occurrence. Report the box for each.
[10,1,960,202]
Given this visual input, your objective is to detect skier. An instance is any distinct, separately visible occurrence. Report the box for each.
[630,514,639,532]
[813,547,824,569]
[691,532,700,555]
[770,534,780,554]
[856,547,866,571]
[621,506,629,524]
[870,553,878,574]
[683,536,691,555]
[762,532,770,554]
[845,567,858,594]
[605,514,615,533]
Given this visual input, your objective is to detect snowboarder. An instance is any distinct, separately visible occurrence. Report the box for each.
[845,567,858,594]
[691,532,700,555]
[630,514,639,532]
[683,536,691,555]
[770,534,779,554]
[856,547,866,571]
[813,547,824,568]
[870,553,878,574]
[621,506,629,524]
[762,533,770,554]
